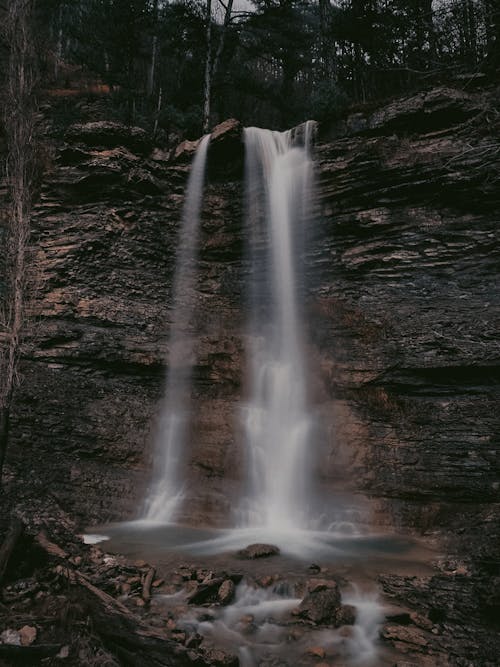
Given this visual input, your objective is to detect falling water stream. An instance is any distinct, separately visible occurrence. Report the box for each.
[142,134,211,523]
[239,124,316,531]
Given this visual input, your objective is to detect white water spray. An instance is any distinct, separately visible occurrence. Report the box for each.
[239,124,315,530]
[143,134,210,522]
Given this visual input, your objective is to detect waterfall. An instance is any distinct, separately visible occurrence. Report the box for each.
[142,134,210,523]
[239,125,315,531]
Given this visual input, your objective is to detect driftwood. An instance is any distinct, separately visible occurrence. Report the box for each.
[142,566,155,603]
[34,531,135,619]
[34,530,68,559]
[32,529,204,666]
[0,515,23,585]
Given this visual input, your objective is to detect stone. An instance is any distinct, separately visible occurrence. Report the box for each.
[202,648,239,666]
[173,138,200,163]
[217,579,235,605]
[306,578,338,594]
[0,629,21,646]
[56,645,70,659]
[258,575,275,587]
[185,633,203,649]
[19,625,37,646]
[306,646,326,658]
[336,604,357,626]
[237,543,280,559]
[298,583,342,625]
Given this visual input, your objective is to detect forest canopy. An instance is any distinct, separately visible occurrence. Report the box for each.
[4,1,500,138]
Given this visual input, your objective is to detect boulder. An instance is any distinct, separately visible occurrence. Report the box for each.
[172,138,200,164]
[217,579,235,606]
[298,581,342,625]
[237,543,280,559]
[208,118,243,179]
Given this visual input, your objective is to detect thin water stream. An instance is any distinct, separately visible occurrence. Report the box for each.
[142,134,210,523]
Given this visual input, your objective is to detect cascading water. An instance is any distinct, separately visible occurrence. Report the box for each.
[239,124,316,531]
[142,134,210,523]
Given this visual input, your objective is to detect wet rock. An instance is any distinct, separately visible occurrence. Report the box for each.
[257,575,275,587]
[187,577,224,604]
[298,581,341,625]
[237,543,280,559]
[336,604,357,626]
[238,614,257,635]
[306,646,326,658]
[381,624,430,649]
[306,579,338,594]
[217,579,235,605]
[202,648,239,666]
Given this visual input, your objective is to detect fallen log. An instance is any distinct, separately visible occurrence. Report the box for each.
[86,596,207,667]
[34,530,68,560]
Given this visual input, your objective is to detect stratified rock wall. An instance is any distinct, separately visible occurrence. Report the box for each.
[5,90,500,554]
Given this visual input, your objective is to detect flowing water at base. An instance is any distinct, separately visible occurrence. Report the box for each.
[84,521,437,666]
[176,581,386,666]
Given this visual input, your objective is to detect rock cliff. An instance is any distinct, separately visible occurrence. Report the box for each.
[4,88,499,562]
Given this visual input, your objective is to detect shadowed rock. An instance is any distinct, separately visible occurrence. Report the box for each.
[237,543,280,559]
[65,121,151,154]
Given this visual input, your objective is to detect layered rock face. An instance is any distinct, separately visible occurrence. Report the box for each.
[5,89,500,558]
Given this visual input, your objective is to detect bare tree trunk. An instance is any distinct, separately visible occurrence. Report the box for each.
[0,0,36,485]
[212,0,234,84]
[203,0,212,133]
[147,0,159,97]
[153,86,162,138]
[54,3,62,80]
[319,0,335,79]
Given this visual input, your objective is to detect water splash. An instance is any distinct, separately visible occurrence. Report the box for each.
[142,134,211,522]
[174,579,385,666]
[238,125,315,530]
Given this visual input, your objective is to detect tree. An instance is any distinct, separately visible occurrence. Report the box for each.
[203,0,213,132]
[0,0,37,483]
